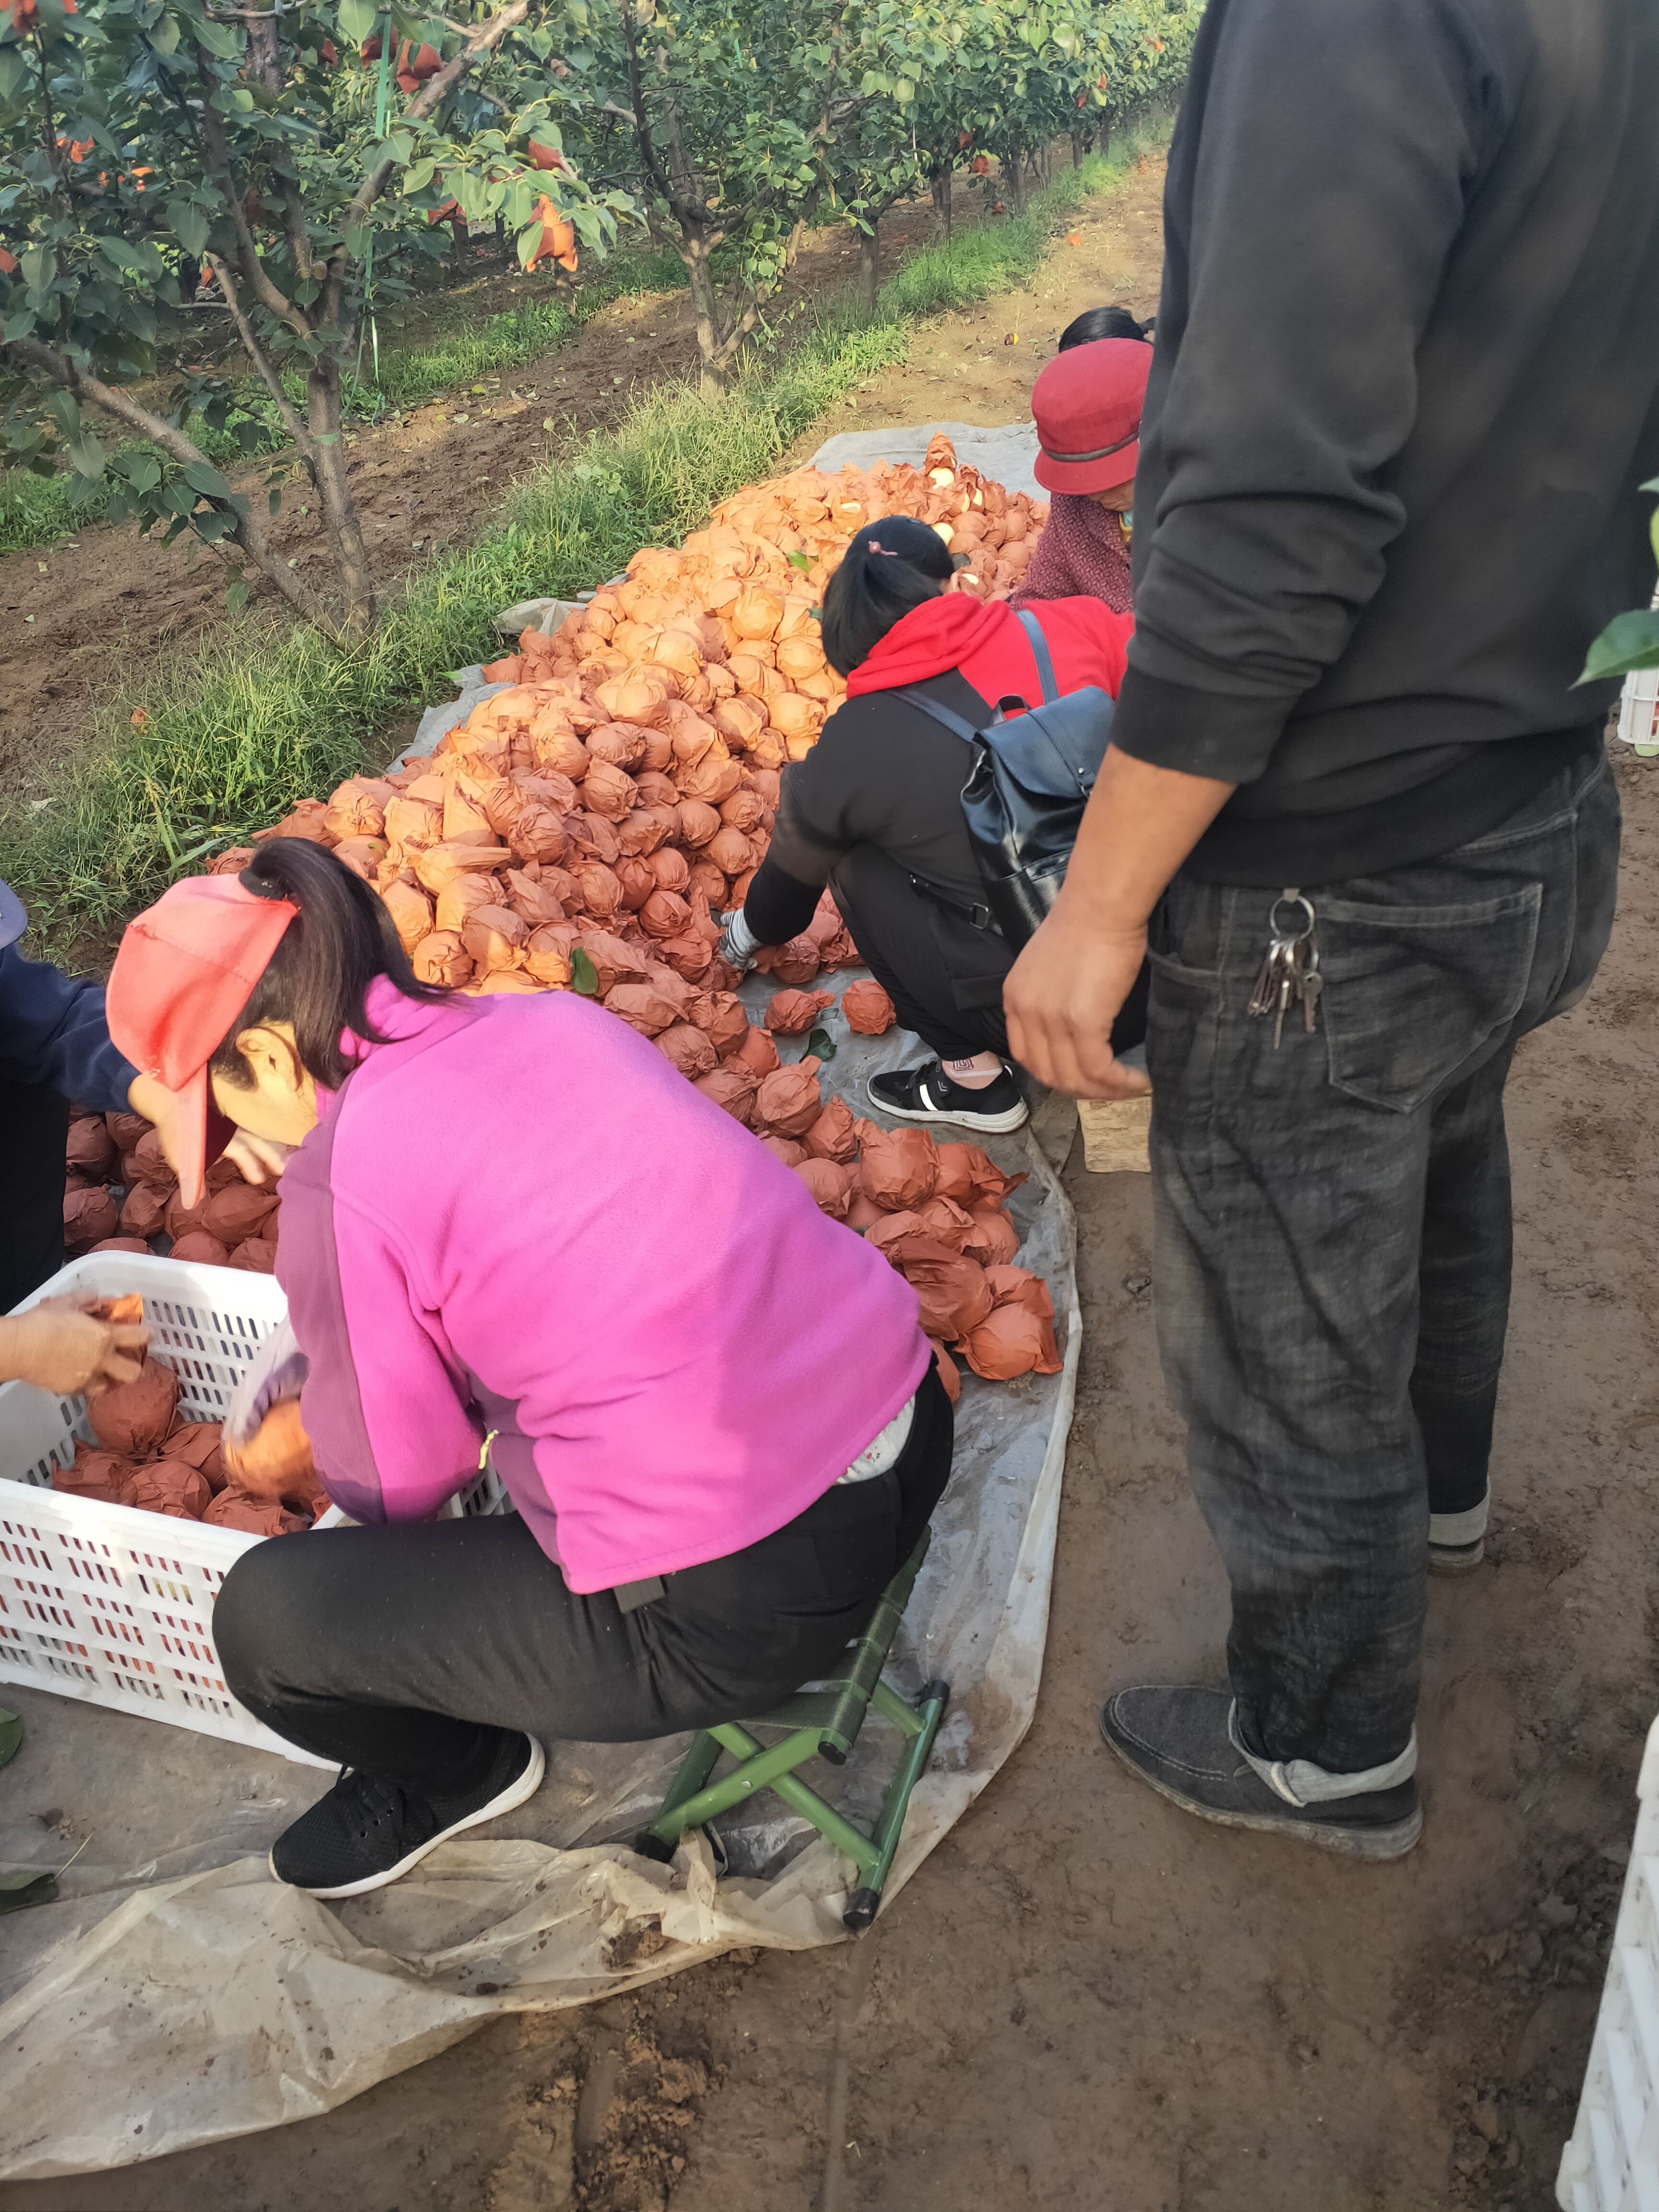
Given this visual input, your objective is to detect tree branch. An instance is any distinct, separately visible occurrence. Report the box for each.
[195,65,311,337]
[203,251,311,453]
[319,0,530,330]
[4,335,336,630]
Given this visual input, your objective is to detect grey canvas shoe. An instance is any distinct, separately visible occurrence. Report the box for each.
[1099,1684,1423,1861]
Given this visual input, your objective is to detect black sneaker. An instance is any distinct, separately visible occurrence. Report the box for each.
[270,1731,546,1899]
[1428,1495,1488,1575]
[866,1059,1029,1135]
[1099,1685,1422,1861]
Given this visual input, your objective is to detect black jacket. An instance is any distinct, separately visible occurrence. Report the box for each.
[0,883,135,1110]
[1116,0,1659,883]
[745,673,1017,1013]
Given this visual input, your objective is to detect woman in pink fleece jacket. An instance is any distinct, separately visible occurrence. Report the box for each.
[105,842,949,1900]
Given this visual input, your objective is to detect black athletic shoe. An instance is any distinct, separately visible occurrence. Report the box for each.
[270,1730,546,1899]
[866,1059,1029,1135]
[1099,1685,1422,1862]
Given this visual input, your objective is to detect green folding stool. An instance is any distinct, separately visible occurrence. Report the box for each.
[637,1531,949,1931]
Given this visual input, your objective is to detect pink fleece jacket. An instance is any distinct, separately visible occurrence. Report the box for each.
[276,980,929,1592]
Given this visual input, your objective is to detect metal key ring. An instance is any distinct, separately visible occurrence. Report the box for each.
[1267,891,1316,943]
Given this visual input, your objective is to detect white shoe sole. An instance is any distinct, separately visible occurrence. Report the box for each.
[272,1734,547,1899]
[865,1074,1030,1136]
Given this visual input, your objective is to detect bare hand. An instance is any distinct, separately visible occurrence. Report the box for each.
[222,1130,292,1187]
[0,1300,151,1396]
[1003,901,1154,1100]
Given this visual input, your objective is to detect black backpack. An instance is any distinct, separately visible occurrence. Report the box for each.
[897,609,1115,950]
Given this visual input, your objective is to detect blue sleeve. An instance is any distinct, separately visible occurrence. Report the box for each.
[0,943,138,1112]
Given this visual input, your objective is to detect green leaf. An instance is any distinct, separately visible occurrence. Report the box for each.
[569,945,599,997]
[166,195,211,259]
[0,48,30,101]
[0,1707,21,1771]
[337,0,379,44]
[148,10,179,54]
[97,237,150,276]
[66,432,106,480]
[1580,606,1659,684]
[181,457,233,501]
[378,131,414,168]
[196,15,242,58]
[44,388,80,441]
[785,550,812,573]
[226,575,251,613]
[20,246,56,293]
[805,1025,837,1062]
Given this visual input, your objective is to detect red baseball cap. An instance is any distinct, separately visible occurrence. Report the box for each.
[1032,337,1153,495]
[107,875,298,1207]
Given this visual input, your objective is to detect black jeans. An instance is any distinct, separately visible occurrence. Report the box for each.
[1146,747,1619,1777]
[214,1366,953,1794]
[833,843,1149,1064]
[0,1077,70,1313]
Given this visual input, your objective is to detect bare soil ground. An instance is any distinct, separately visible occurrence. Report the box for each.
[11,155,1647,2212]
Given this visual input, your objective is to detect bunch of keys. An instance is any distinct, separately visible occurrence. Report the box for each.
[1247,889,1323,1047]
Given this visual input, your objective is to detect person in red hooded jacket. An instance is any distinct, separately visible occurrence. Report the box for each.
[720,516,1137,1134]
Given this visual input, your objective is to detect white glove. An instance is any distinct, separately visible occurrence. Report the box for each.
[717,908,760,975]
[225,1316,309,1449]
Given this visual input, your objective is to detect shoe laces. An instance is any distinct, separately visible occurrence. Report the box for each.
[331,1767,436,1850]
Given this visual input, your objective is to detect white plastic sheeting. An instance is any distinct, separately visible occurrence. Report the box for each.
[0,745,1077,2188]
[810,419,1044,503]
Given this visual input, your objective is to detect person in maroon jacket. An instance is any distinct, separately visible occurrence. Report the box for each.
[721,516,1137,1136]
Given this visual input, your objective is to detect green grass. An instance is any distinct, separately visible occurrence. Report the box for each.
[1,121,1168,964]
[0,245,690,556]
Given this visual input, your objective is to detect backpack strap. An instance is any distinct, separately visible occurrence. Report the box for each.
[1014,608,1058,704]
[893,686,983,743]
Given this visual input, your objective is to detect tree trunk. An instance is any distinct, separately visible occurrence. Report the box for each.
[1072,130,1087,168]
[306,361,378,635]
[495,213,509,265]
[931,168,953,242]
[858,217,879,316]
[681,235,730,397]
[451,218,469,275]
[1005,155,1024,213]
[1097,120,1112,158]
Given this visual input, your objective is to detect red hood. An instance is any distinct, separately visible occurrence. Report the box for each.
[844,594,1016,696]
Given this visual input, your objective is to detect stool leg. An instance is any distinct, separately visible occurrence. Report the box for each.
[843,1679,950,1933]
[637,1731,724,1861]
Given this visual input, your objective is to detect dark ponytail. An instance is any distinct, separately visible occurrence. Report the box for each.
[819,515,957,677]
[1058,304,1152,351]
[210,839,439,1091]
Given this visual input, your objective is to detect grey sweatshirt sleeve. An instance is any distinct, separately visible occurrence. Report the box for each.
[1114,0,1507,784]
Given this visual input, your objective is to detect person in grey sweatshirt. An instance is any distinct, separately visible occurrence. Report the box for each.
[1005,0,1659,1856]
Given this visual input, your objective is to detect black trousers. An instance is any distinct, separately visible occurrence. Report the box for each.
[0,1078,70,1313]
[832,844,1148,1064]
[214,1365,954,1795]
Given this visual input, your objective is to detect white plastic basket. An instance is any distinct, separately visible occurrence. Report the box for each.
[0,1252,334,1765]
[1557,1714,1659,2211]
